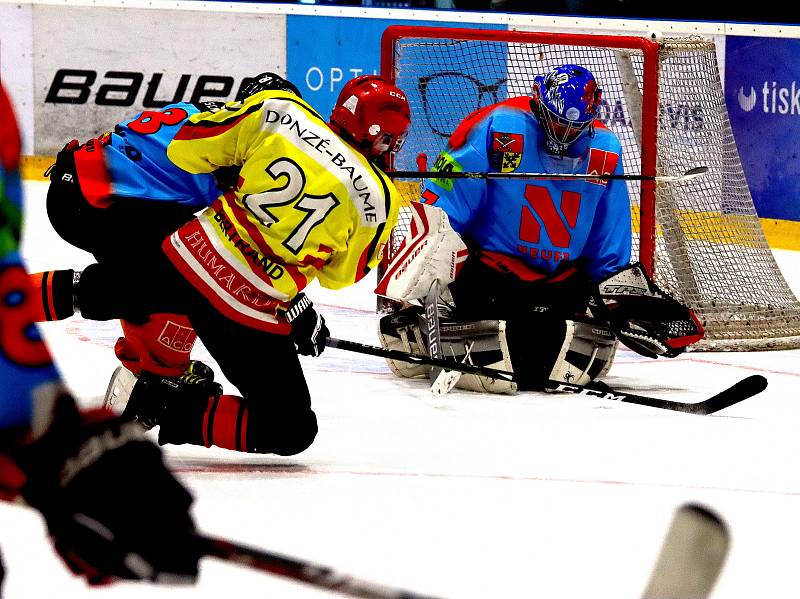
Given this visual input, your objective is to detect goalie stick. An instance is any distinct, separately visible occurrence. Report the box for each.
[640,504,729,599]
[198,535,442,599]
[387,166,708,183]
[326,337,767,415]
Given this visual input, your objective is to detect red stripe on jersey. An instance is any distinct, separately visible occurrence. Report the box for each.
[355,243,372,283]
[73,137,113,208]
[478,250,548,282]
[162,227,291,334]
[173,102,263,141]
[448,97,532,151]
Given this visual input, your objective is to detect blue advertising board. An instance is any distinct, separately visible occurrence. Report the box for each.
[286,16,503,121]
[726,36,800,221]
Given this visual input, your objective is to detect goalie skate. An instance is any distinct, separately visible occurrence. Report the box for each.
[103,365,138,416]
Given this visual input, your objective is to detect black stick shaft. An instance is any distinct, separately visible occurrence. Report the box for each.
[327,337,514,381]
[199,535,441,599]
[325,337,765,415]
[387,166,707,182]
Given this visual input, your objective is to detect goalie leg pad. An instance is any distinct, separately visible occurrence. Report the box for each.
[506,316,617,390]
[378,306,431,378]
[378,310,517,394]
[547,320,618,386]
[439,319,517,395]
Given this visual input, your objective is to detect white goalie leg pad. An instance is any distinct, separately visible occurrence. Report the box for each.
[375,202,468,302]
[439,320,517,395]
[548,320,618,386]
[378,308,431,378]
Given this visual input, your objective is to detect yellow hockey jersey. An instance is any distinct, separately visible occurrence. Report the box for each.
[162,91,400,333]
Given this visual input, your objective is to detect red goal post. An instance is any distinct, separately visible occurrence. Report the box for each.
[379,25,800,351]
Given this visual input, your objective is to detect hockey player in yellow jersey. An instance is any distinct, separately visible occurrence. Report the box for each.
[162,76,405,333]
[38,75,411,455]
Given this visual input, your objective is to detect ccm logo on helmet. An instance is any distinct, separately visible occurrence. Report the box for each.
[389,91,406,100]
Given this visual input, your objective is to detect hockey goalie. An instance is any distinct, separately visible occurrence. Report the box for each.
[376,64,704,394]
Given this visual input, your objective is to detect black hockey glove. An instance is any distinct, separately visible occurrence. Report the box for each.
[593,263,704,359]
[284,293,329,357]
[14,394,200,586]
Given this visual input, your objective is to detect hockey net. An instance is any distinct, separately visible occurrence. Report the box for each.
[380,26,800,351]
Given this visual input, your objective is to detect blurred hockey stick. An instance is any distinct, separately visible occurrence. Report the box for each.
[326,337,766,415]
[198,535,443,599]
[640,504,729,599]
[388,166,708,183]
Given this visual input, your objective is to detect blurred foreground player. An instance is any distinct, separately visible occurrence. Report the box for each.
[29,76,410,455]
[377,64,703,394]
[0,84,199,594]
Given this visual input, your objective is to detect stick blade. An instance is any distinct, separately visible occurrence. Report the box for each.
[694,374,768,415]
[641,504,729,599]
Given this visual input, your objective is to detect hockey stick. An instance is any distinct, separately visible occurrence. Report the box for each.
[640,504,729,599]
[198,535,442,599]
[388,166,708,183]
[326,337,767,415]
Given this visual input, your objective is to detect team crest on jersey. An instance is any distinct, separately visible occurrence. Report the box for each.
[491,132,523,172]
[586,148,620,186]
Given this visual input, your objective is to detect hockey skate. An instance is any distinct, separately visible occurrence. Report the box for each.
[103,360,216,419]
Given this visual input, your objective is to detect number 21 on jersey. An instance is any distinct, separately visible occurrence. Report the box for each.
[243,158,340,255]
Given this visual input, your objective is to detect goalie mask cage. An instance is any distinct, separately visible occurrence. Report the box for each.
[380,26,800,351]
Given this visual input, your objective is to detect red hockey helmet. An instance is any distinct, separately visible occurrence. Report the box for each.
[329,75,411,162]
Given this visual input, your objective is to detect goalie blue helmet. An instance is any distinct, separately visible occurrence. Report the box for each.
[531,64,602,155]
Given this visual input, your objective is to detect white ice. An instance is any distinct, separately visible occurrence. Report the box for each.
[2,180,800,599]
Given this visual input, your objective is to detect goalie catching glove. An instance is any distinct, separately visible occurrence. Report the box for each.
[11,394,199,586]
[594,263,704,358]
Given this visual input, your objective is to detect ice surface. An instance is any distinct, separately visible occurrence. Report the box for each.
[3,180,800,599]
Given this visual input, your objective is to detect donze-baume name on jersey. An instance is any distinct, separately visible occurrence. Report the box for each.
[261,105,385,224]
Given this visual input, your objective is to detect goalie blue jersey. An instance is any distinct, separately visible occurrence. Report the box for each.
[421,97,632,282]
[72,102,221,210]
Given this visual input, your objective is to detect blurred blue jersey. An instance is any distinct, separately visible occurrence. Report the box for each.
[1,85,61,431]
[421,97,631,282]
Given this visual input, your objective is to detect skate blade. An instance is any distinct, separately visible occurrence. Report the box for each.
[102,365,138,415]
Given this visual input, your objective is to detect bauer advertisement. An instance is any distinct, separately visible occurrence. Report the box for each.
[726,35,800,222]
[32,4,286,155]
